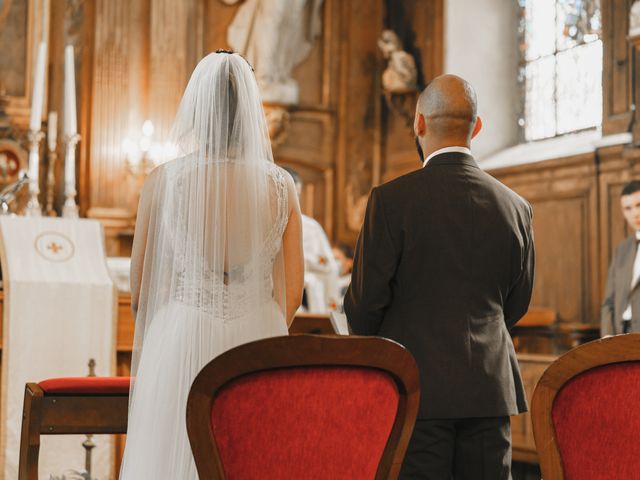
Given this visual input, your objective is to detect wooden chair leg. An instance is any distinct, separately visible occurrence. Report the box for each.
[18,384,44,480]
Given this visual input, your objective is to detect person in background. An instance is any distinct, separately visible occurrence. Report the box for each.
[601,180,640,336]
[284,167,341,313]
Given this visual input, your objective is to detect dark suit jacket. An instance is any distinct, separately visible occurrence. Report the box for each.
[601,236,640,335]
[344,152,534,419]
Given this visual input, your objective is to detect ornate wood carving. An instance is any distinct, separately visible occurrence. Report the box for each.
[603,0,634,135]
[277,109,335,235]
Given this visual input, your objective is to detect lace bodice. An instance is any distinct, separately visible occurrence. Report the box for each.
[171,163,288,321]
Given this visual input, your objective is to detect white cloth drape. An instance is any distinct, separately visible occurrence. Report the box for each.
[0,217,116,480]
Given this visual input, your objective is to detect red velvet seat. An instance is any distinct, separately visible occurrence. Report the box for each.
[187,335,420,480]
[38,376,130,394]
[18,376,130,480]
[531,334,640,480]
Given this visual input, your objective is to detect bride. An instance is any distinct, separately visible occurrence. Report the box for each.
[119,51,304,479]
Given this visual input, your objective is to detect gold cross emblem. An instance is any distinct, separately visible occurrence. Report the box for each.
[47,242,63,254]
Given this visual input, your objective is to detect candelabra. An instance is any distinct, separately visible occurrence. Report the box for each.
[62,132,80,218]
[25,129,44,216]
[124,120,157,213]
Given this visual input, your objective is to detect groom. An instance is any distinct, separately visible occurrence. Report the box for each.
[344,75,534,479]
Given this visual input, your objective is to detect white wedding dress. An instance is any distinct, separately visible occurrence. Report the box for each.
[119,52,291,479]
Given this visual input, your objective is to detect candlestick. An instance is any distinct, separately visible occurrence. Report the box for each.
[47,111,57,151]
[62,133,80,218]
[29,42,47,131]
[25,129,45,216]
[45,113,58,216]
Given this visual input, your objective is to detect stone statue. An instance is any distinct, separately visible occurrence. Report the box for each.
[222,0,324,105]
[631,1,640,37]
[378,29,418,94]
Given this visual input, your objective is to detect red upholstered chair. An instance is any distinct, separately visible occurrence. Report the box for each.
[187,335,420,480]
[531,333,640,480]
[18,376,130,480]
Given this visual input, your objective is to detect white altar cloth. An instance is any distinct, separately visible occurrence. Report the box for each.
[0,217,116,479]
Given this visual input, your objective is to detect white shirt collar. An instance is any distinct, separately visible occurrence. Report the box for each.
[636,230,640,241]
[423,146,473,167]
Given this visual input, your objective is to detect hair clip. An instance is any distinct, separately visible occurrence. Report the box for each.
[215,49,255,72]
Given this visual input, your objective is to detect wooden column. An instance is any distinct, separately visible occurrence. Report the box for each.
[85,0,149,253]
[603,0,633,135]
[148,0,202,141]
[336,0,385,245]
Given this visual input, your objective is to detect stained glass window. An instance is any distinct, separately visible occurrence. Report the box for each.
[519,0,602,141]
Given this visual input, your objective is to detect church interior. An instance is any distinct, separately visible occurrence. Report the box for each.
[1,0,639,478]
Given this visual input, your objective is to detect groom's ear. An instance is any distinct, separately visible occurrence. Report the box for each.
[414,113,426,137]
[471,116,482,139]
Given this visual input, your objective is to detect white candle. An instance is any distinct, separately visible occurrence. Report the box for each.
[64,145,75,187]
[64,45,77,136]
[47,111,57,151]
[29,42,47,131]
[28,144,40,194]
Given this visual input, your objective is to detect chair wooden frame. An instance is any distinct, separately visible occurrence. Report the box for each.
[18,382,129,480]
[186,334,420,480]
[531,333,640,479]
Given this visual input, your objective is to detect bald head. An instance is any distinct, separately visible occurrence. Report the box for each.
[416,74,478,140]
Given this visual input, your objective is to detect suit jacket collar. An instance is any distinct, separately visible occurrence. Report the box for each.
[619,236,637,295]
[425,151,479,169]
[625,236,640,293]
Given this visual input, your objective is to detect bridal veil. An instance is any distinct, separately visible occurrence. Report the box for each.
[120,51,290,478]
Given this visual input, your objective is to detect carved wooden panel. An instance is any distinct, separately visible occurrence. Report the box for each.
[149,0,202,140]
[491,154,600,324]
[279,110,334,168]
[87,0,149,220]
[277,110,335,234]
[603,0,633,135]
[529,195,592,322]
[511,353,557,464]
